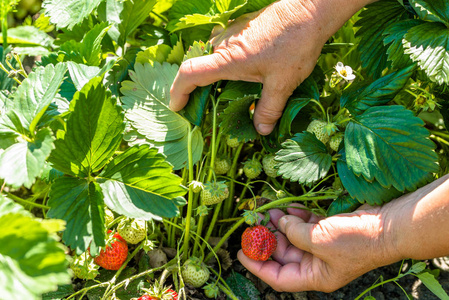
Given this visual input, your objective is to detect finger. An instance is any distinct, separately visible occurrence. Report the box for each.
[278,215,314,254]
[237,250,314,292]
[169,53,232,111]
[253,81,293,135]
[286,203,323,223]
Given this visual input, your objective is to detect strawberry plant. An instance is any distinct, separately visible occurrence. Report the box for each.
[1,0,449,299]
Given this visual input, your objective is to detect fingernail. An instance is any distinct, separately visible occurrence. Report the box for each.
[278,216,288,233]
[256,123,275,135]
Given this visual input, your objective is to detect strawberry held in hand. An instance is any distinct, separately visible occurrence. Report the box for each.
[241,225,277,261]
[93,232,128,270]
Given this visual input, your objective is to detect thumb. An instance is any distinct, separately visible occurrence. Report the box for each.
[278,215,314,253]
[253,82,292,135]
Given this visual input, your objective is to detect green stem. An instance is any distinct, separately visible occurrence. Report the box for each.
[200,201,223,253]
[354,275,404,300]
[6,193,50,210]
[310,99,327,121]
[223,143,244,219]
[182,125,195,259]
[2,16,7,51]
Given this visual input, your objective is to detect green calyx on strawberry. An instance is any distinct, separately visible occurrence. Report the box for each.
[241,225,277,261]
[117,218,147,244]
[203,283,220,298]
[201,181,229,205]
[93,232,128,270]
[181,256,210,288]
[242,210,259,225]
[70,251,99,280]
[214,156,231,175]
[226,135,241,148]
[307,119,333,145]
[243,158,262,179]
[329,132,344,152]
[262,154,278,178]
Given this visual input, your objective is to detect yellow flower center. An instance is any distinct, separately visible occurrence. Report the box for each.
[340,69,347,77]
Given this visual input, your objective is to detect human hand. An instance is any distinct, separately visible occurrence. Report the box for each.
[169,0,372,135]
[237,204,401,292]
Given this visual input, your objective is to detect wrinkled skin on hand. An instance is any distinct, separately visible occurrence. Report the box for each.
[238,174,449,292]
[170,0,331,135]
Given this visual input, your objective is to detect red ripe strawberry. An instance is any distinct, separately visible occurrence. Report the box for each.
[241,225,277,261]
[93,232,128,270]
[138,295,158,300]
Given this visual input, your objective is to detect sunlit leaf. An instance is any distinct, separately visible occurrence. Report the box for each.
[0,207,70,300]
[42,0,103,30]
[345,105,438,191]
[49,77,125,177]
[403,21,449,85]
[121,62,203,170]
[409,0,449,25]
[48,177,105,255]
[276,132,332,184]
[341,64,415,115]
[98,145,187,220]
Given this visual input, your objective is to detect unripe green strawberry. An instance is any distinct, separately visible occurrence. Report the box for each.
[241,225,277,261]
[202,181,229,205]
[226,135,241,148]
[307,119,330,144]
[243,158,262,179]
[214,157,231,175]
[93,232,128,270]
[262,154,278,178]
[181,257,210,288]
[329,132,344,152]
[104,208,114,226]
[189,180,203,193]
[70,252,99,280]
[203,283,219,298]
[117,218,147,244]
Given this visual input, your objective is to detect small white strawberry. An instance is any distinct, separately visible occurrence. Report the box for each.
[182,257,210,288]
[307,119,331,144]
[262,154,278,178]
[117,218,147,244]
[243,158,262,179]
[226,135,241,148]
[329,132,344,152]
[70,251,99,280]
[214,157,231,175]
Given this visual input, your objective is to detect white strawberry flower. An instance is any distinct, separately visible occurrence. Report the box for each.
[335,62,356,81]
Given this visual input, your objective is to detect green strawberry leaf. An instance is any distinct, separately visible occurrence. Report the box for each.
[409,0,449,25]
[345,105,438,192]
[0,194,32,217]
[327,194,361,217]
[355,0,408,78]
[66,60,116,92]
[0,128,55,188]
[403,21,449,85]
[226,272,261,300]
[7,25,54,55]
[279,98,311,139]
[7,63,66,134]
[218,81,261,101]
[57,22,111,67]
[0,196,71,300]
[48,177,106,255]
[383,19,423,70]
[341,64,415,115]
[42,0,103,30]
[276,132,332,185]
[42,284,75,300]
[219,95,259,142]
[98,0,157,48]
[169,0,247,30]
[121,62,203,170]
[336,153,403,205]
[97,145,187,220]
[415,272,449,300]
[136,44,172,66]
[182,85,212,127]
[49,77,125,177]
[104,47,140,97]
[183,41,212,61]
